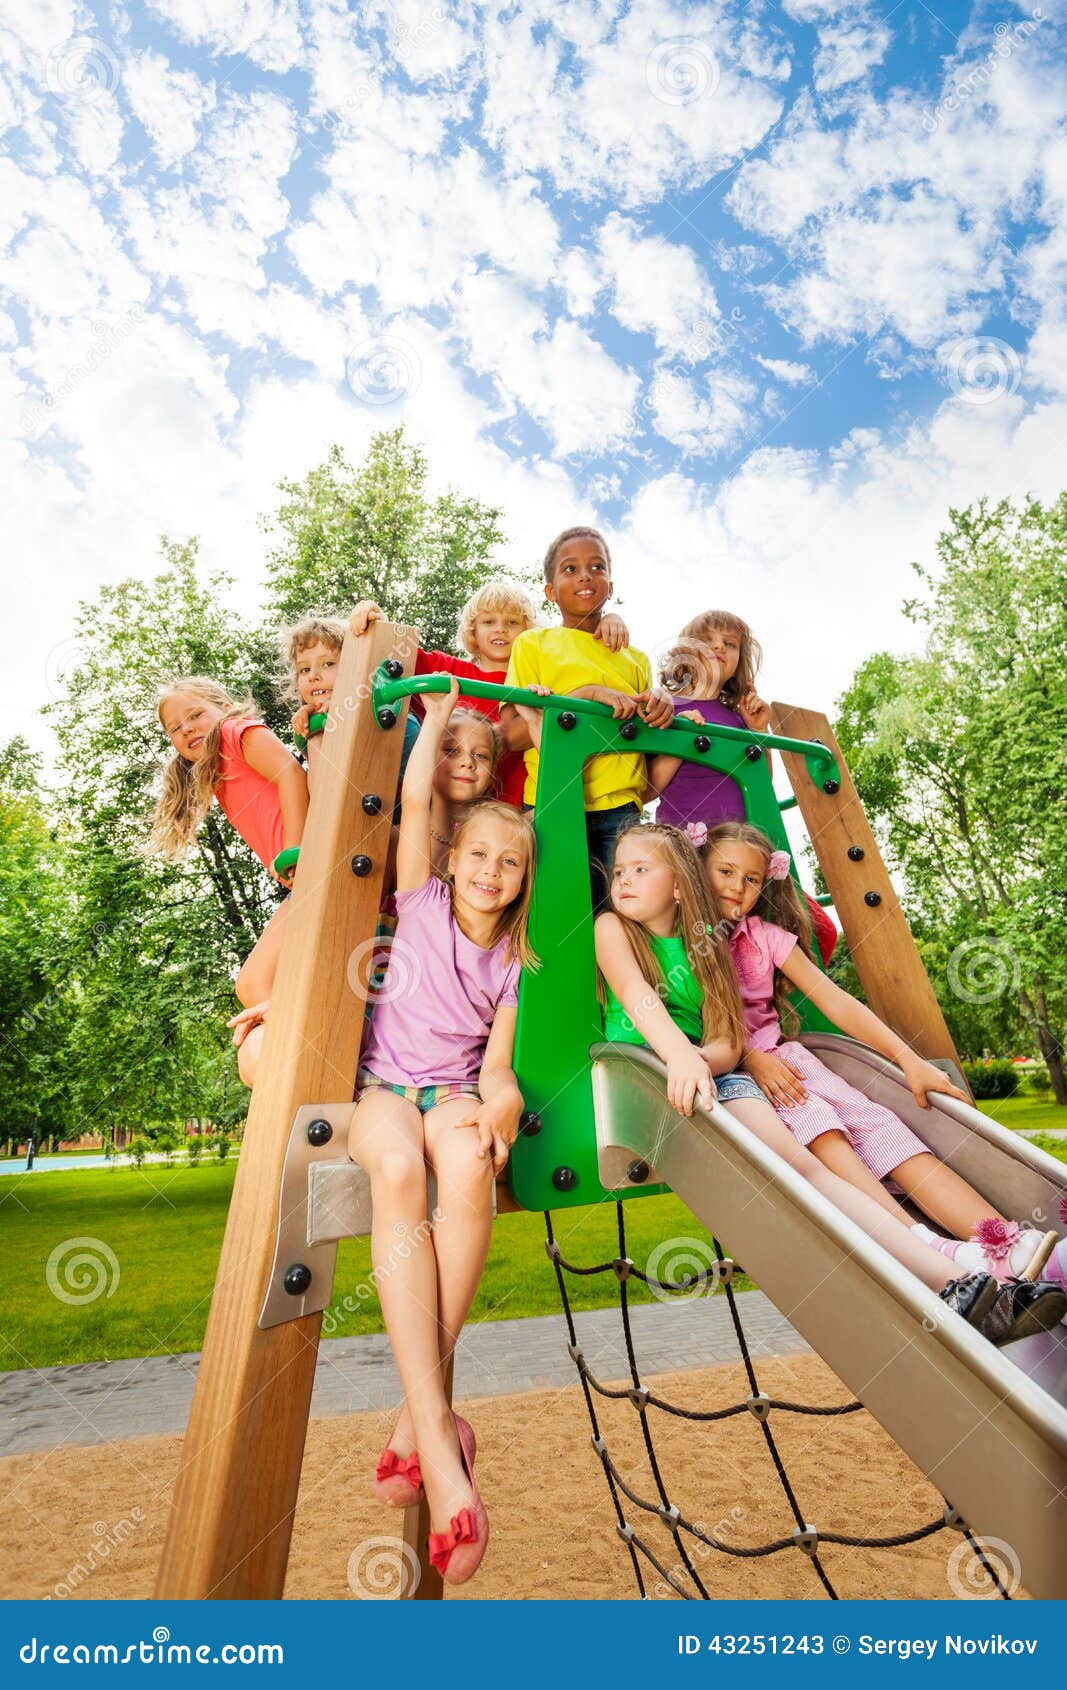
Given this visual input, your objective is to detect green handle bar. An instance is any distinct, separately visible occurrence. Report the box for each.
[372,667,840,789]
[273,846,300,878]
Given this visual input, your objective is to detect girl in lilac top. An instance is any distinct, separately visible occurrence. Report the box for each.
[348,678,537,1588]
[647,627,771,829]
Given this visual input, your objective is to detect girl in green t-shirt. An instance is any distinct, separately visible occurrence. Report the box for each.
[592,823,1056,1347]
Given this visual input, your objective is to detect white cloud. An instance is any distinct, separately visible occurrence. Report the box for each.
[597,213,721,360]
[782,0,889,93]
[124,48,215,170]
[145,0,305,74]
[453,269,638,456]
[755,355,813,383]
[648,364,754,455]
[481,0,785,206]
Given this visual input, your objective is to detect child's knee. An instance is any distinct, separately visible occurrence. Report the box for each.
[376,1148,427,1201]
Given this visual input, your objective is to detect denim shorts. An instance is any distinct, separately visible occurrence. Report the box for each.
[714,1071,766,1104]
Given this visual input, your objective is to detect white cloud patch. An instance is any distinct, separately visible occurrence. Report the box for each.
[124,48,216,170]
[755,355,813,383]
[145,0,305,73]
[597,213,721,360]
[648,364,754,455]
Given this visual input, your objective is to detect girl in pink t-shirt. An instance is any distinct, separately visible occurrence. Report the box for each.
[705,822,1063,1285]
[149,678,308,1085]
[348,677,536,1588]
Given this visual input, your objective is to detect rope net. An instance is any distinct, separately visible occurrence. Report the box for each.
[544,1202,1011,1601]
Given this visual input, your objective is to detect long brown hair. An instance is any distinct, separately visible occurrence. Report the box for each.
[678,609,762,708]
[705,821,815,1036]
[605,822,746,1050]
[448,801,539,972]
[149,678,258,860]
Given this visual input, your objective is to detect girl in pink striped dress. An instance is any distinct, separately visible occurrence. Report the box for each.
[705,822,1062,1284]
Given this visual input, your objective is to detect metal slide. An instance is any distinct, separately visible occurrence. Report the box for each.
[590,1035,1067,1600]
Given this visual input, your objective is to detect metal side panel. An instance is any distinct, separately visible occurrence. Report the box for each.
[590,1043,1067,1601]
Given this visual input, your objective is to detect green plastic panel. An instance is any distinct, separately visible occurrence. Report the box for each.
[372,667,842,1212]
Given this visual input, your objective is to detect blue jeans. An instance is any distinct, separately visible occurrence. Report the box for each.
[586,802,642,911]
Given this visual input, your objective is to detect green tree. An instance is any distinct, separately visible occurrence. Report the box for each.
[835,494,1067,1101]
[263,430,515,648]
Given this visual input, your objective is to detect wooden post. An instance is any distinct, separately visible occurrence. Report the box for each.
[154,622,416,1600]
[770,702,965,1073]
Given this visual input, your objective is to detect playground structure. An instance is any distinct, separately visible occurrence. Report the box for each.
[154,620,1067,1602]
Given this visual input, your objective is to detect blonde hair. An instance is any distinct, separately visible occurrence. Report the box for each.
[444,707,500,778]
[277,614,347,707]
[605,822,746,1050]
[448,801,539,971]
[678,610,762,708]
[705,821,815,1037]
[658,637,724,699]
[149,678,259,860]
[457,581,540,660]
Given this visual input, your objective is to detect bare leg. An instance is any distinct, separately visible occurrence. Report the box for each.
[385,1098,494,1526]
[235,900,289,1006]
[806,1130,915,1224]
[726,1099,955,1292]
[347,1092,474,1537]
[236,1023,264,1087]
[885,1152,1006,1237]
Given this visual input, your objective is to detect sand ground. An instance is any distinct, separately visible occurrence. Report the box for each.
[0,1352,1003,1602]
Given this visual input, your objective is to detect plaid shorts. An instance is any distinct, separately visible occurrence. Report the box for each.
[355,1067,480,1114]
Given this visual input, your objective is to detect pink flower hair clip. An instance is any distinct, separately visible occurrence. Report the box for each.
[684,821,708,848]
[766,849,791,881]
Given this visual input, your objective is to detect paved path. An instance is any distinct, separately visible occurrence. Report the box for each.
[0,1293,808,1457]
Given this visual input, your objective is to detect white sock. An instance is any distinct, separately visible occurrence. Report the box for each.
[910,1222,939,1245]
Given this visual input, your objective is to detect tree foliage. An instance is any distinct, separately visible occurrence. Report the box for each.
[834,494,1067,1099]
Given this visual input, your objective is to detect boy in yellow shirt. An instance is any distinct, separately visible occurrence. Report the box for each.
[502,526,673,907]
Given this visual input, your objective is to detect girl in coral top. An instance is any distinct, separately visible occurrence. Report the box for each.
[149,678,308,1084]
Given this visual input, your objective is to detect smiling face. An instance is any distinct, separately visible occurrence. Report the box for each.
[704,840,766,921]
[449,813,530,916]
[545,534,612,627]
[610,832,679,932]
[433,713,496,804]
[470,607,528,670]
[294,639,341,711]
[161,691,226,762]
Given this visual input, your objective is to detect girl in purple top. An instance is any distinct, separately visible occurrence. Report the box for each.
[647,621,771,829]
[348,678,536,1588]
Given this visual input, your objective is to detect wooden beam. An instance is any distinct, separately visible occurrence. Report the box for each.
[770,702,966,1075]
[155,622,416,1599]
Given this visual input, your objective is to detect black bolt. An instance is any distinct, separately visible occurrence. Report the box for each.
[745,744,763,762]
[847,845,865,861]
[306,1119,333,1147]
[552,1165,577,1192]
[557,710,577,731]
[384,659,403,679]
[377,707,397,729]
[283,1264,313,1296]
[627,1159,650,1184]
[519,1111,542,1137]
[619,719,638,740]
[822,778,840,794]
[694,733,711,753]
[361,793,382,815]
[351,854,373,877]
[864,890,882,907]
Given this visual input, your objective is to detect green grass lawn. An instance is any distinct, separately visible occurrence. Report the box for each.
[2,1093,1062,1375]
[976,1095,1067,1134]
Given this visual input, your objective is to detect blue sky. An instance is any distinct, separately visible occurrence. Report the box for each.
[3,0,1065,754]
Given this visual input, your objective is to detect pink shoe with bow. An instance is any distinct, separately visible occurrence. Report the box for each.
[374,1415,476,1509]
[427,1415,488,1585]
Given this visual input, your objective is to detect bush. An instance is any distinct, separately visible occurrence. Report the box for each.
[153,1129,179,1164]
[186,1135,204,1167]
[962,1059,1019,1100]
[125,1136,151,1168]
[212,1132,231,1163]
[1023,1067,1052,1096]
